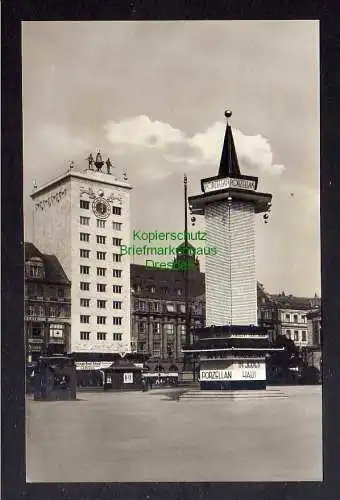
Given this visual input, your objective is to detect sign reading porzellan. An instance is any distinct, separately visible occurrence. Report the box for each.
[200,365,266,381]
[203,177,257,193]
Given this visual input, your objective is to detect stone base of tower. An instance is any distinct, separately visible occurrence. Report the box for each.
[200,380,267,391]
[199,357,267,391]
[183,324,278,392]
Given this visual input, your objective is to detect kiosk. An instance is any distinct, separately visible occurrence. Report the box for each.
[34,355,77,401]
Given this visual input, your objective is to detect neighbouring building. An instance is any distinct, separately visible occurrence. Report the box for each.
[306,308,322,369]
[25,242,71,362]
[130,244,205,367]
[270,292,321,347]
[30,152,132,367]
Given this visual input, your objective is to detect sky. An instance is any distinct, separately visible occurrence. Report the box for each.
[22,20,320,297]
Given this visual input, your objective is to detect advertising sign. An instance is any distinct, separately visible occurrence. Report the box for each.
[123,372,133,384]
[75,361,114,371]
[203,177,256,193]
[200,361,266,381]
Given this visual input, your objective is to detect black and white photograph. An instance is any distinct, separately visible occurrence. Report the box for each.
[22,20,321,483]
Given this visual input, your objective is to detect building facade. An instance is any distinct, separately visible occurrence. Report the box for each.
[25,242,71,362]
[30,153,132,363]
[130,252,205,365]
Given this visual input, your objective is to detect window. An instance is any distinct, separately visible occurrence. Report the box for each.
[80,216,90,225]
[112,237,122,246]
[80,315,90,324]
[294,330,299,341]
[164,323,174,336]
[97,332,106,340]
[80,282,90,291]
[80,249,90,258]
[113,333,122,341]
[301,330,307,342]
[285,313,290,321]
[96,235,106,244]
[112,206,121,215]
[147,285,156,293]
[97,219,106,228]
[161,287,168,295]
[166,303,175,312]
[136,300,147,311]
[97,267,106,276]
[97,251,106,260]
[176,288,183,296]
[138,322,147,334]
[97,283,106,292]
[152,302,162,312]
[80,200,90,209]
[31,326,43,338]
[26,304,34,316]
[113,269,122,278]
[80,232,90,242]
[178,324,186,337]
[134,284,141,293]
[301,315,306,323]
[113,317,122,325]
[286,330,291,340]
[112,222,122,231]
[80,331,90,340]
[80,265,90,274]
[152,322,161,335]
[179,304,186,313]
[293,314,298,323]
[112,253,121,262]
[113,301,122,309]
[97,316,106,325]
[112,285,122,294]
[57,287,64,298]
[97,300,106,309]
[80,298,90,307]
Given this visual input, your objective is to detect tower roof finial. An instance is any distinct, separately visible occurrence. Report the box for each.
[218,109,241,178]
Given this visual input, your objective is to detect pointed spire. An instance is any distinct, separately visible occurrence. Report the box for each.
[218,110,241,178]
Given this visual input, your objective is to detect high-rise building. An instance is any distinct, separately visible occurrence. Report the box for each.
[30,153,132,364]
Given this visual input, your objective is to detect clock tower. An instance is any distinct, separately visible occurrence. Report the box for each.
[30,153,132,367]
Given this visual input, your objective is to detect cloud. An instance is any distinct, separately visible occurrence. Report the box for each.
[104,115,285,179]
[104,115,185,149]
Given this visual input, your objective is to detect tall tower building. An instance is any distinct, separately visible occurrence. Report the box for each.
[183,111,282,390]
[30,153,132,364]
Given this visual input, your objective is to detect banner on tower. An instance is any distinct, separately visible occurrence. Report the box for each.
[203,177,257,193]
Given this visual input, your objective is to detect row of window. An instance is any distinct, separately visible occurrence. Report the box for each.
[134,300,203,314]
[80,233,122,247]
[26,306,69,317]
[79,217,123,230]
[136,322,186,335]
[285,329,307,342]
[80,315,122,325]
[80,249,121,260]
[80,299,122,309]
[80,331,122,341]
[80,263,121,276]
[133,284,183,296]
[283,313,307,323]
[26,283,67,298]
[80,282,122,293]
[80,199,122,216]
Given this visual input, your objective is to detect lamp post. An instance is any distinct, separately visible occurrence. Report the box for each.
[183,174,191,372]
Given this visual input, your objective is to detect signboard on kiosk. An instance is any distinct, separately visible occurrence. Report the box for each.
[202,176,257,193]
[200,361,266,381]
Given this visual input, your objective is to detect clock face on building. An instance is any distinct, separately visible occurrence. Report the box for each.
[92,198,110,219]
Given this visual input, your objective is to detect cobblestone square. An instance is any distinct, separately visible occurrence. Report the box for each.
[26,386,322,482]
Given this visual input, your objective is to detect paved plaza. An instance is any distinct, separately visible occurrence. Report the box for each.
[26,386,322,482]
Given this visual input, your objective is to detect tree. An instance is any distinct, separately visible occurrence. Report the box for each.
[267,334,303,384]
